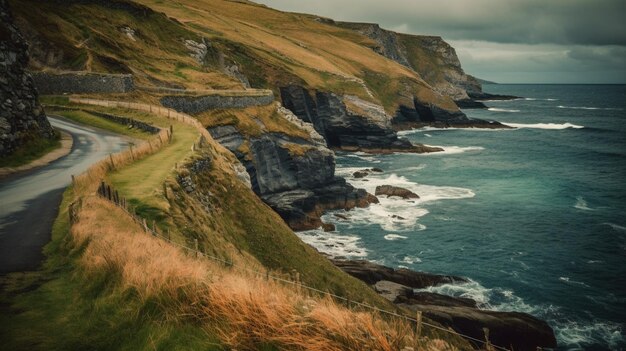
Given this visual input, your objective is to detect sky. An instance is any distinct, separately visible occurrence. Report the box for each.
[254,0,626,83]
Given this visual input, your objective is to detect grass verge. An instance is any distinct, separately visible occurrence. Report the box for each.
[0,131,61,168]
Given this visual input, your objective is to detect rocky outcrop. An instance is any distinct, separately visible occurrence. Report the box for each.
[375,185,419,199]
[30,71,134,94]
[0,0,55,157]
[335,22,520,110]
[208,107,377,230]
[332,259,557,351]
[279,85,442,153]
[331,259,466,288]
[161,91,274,114]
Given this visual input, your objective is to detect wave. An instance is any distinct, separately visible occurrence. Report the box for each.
[574,196,595,211]
[424,145,485,155]
[384,234,408,241]
[397,126,505,135]
[559,276,591,288]
[602,222,626,232]
[488,107,521,112]
[295,229,367,258]
[418,279,624,349]
[525,98,558,101]
[337,173,473,231]
[401,255,422,264]
[501,122,584,129]
[556,320,624,350]
[558,105,623,111]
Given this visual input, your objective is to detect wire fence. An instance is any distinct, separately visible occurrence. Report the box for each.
[67,97,513,351]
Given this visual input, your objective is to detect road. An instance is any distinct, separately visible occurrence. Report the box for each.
[0,116,130,274]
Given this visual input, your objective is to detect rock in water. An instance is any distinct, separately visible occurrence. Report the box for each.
[375,185,419,199]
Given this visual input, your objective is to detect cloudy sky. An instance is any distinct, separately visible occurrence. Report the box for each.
[255,0,626,83]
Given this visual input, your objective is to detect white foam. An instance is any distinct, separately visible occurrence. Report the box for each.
[558,105,623,111]
[338,173,473,232]
[488,107,520,112]
[574,196,595,211]
[602,222,626,232]
[295,229,367,258]
[384,234,408,241]
[417,279,537,313]
[397,126,505,135]
[424,133,432,137]
[525,98,558,101]
[401,255,422,264]
[556,320,624,350]
[502,122,584,130]
[559,276,591,288]
[423,145,485,155]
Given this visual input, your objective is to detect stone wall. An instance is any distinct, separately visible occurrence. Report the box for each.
[160,91,274,114]
[0,0,55,157]
[31,71,134,95]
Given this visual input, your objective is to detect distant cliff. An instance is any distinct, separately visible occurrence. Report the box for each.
[336,22,484,103]
[0,0,54,157]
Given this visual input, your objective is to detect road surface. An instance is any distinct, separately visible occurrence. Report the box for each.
[0,116,130,274]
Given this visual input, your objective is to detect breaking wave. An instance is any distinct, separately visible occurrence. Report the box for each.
[501,122,584,129]
[488,107,521,112]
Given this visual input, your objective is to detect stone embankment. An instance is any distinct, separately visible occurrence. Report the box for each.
[160,90,274,114]
[30,71,134,94]
[0,0,55,157]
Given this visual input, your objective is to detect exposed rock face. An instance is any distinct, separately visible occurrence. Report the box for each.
[375,185,419,199]
[0,0,54,157]
[208,107,377,230]
[331,259,466,288]
[280,85,441,152]
[332,259,557,351]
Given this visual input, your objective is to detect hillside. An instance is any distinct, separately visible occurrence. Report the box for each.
[0,0,556,350]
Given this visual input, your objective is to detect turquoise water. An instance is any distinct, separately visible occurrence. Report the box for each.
[298,85,626,350]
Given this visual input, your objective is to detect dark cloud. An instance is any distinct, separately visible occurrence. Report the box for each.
[255,0,626,83]
[256,0,626,45]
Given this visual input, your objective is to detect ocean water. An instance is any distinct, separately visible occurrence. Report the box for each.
[298,85,626,350]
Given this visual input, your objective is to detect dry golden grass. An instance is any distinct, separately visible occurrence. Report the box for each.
[71,197,459,350]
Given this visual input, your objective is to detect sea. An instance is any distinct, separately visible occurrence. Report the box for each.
[297,84,626,350]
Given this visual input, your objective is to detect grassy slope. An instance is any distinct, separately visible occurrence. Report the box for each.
[0,103,469,349]
[0,131,60,168]
[11,0,459,114]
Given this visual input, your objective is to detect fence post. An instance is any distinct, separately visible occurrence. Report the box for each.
[483,328,492,351]
[71,174,75,185]
[114,190,120,204]
[415,311,423,340]
[152,220,157,236]
[106,185,112,201]
[142,218,148,232]
[194,239,199,258]
[109,154,115,169]
[130,144,134,160]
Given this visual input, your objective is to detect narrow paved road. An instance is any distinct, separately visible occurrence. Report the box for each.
[0,116,129,274]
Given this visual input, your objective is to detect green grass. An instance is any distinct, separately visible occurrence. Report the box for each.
[0,131,61,168]
[48,109,153,141]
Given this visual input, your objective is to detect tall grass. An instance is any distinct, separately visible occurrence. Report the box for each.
[71,197,459,350]
[72,127,171,197]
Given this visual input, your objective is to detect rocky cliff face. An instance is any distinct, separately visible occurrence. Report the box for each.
[0,0,54,157]
[208,106,376,230]
[279,85,445,151]
[336,22,484,104]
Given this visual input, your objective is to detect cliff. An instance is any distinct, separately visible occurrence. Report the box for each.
[336,22,483,103]
[0,0,54,158]
[204,103,377,230]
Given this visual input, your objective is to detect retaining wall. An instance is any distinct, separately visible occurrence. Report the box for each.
[31,71,134,94]
[160,91,274,114]
[47,105,159,134]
